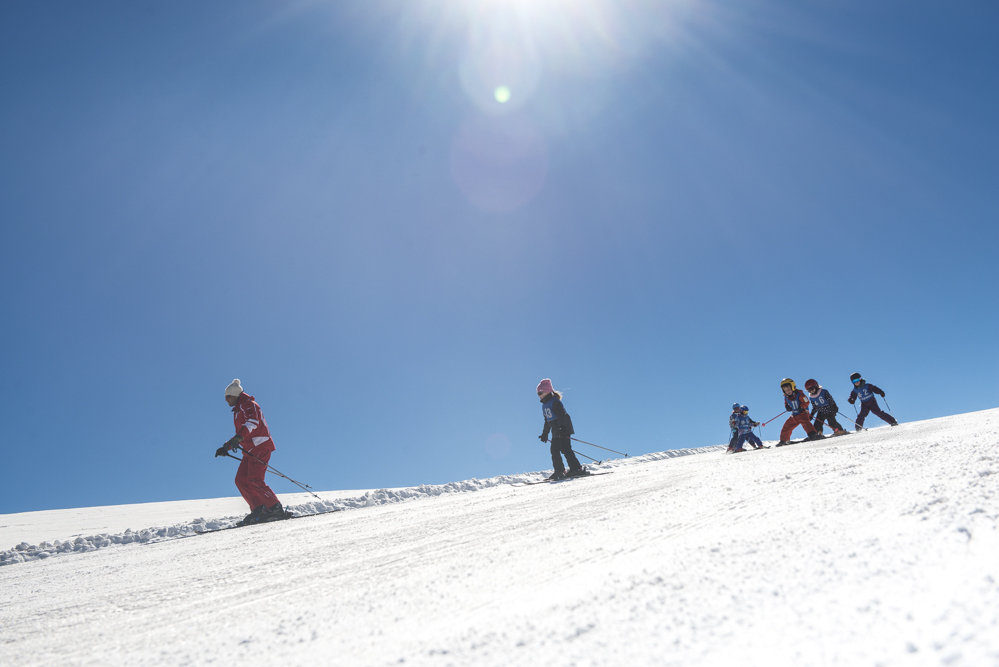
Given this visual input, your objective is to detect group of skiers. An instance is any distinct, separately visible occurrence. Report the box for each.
[215,372,899,525]
[727,373,898,453]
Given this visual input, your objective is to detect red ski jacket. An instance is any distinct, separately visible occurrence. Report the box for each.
[232,393,276,453]
[783,389,810,416]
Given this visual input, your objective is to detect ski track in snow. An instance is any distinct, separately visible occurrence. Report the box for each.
[2,409,998,666]
[0,447,708,566]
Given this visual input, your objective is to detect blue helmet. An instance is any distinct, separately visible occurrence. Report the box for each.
[741,405,749,413]
[732,403,741,411]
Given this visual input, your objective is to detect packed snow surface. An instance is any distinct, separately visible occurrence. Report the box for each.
[2,409,998,666]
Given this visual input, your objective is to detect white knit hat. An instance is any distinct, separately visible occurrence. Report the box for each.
[224,379,243,398]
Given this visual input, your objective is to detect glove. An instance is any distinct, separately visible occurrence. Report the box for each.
[224,434,243,451]
[538,434,548,443]
[848,397,856,405]
[878,390,886,397]
[215,446,228,458]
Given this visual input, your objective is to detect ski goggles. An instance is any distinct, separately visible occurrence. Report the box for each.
[852,379,862,384]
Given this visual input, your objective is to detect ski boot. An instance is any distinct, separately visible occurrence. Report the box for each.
[547,470,565,481]
[855,424,864,432]
[259,502,291,522]
[805,432,824,442]
[237,505,266,526]
[566,467,591,477]
[775,440,791,447]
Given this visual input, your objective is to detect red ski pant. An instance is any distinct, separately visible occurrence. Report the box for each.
[781,412,816,441]
[234,446,279,510]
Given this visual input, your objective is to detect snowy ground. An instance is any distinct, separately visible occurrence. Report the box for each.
[2,409,998,666]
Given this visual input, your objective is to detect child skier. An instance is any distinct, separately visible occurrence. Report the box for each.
[537,379,588,480]
[804,379,847,436]
[731,405,764,452]
[847,373,898,430]
[727,403,741,453]
[777,378,822,446]
[216,379,289,525]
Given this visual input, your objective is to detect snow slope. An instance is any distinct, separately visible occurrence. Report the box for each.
[2,409,998,666]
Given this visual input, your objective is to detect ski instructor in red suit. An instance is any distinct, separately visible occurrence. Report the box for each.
[217,379,285,524]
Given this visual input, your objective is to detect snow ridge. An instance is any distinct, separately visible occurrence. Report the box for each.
[0,445,715,566]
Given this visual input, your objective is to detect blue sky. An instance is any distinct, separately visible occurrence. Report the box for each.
[2,0,997,514]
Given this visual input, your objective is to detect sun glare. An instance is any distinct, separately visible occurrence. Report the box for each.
[494,86,511,103]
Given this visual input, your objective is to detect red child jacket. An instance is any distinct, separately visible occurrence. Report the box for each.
[233,393,276,453]
[784,389,810,416]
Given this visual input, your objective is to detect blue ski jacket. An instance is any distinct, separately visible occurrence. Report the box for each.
[735,413,759,435]
[849,382,884,404]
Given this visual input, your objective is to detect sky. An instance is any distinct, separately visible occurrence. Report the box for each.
[1,0,997,514]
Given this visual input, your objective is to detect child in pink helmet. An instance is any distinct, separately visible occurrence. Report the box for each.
[537,379,587,480]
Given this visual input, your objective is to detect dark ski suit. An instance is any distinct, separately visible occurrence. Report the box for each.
[540,394,582,474]
[734,413,763,451]
[808,387,844,433]
[848,381,897,428]
[728,412,739,451]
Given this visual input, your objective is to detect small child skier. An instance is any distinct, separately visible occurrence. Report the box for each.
[727,403,741,453]
[777,378,822,446]
[804,379,847,436]
[731,406,764,452]
[537,379,588,480]
[847,372,898,430]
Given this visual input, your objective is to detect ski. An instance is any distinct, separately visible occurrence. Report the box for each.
[513,472,613,486]
[727,446,770,454]
[776,433,832,446]
[191,508,343,535]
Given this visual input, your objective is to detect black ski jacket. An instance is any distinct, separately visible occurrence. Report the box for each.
[541,395,575,441]
[808,390,839,418]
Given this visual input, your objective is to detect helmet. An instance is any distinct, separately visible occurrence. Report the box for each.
[804,379,819,392]
[732,403,741,411]
[850,372,862,383]
[780,378,796,391]
[740,405,749,413]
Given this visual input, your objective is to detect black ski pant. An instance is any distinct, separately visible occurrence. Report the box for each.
[551,435,582,473]
[856,398,896,428]
[812,410,843,433]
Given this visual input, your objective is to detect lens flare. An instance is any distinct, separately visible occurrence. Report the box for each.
[458,6,541,115]
[485,433,512,461]
[450,114,549,213]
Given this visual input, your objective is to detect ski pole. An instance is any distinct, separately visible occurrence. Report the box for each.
[883,397,895,419]
[570,437,628,457]
[227,448,325,502]
[761,410,788,427]
[837,411,866,431]
[572,449,602,464]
